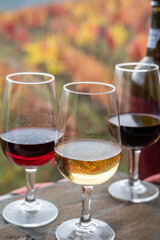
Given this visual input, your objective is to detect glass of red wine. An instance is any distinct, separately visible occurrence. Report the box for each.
[55,82,122,240]
[108,62,160,203]
[0,72,60,227]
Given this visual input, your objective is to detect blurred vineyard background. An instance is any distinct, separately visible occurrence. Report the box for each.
[0,0,150,195]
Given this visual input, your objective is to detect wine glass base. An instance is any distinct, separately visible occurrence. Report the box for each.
[56,218,115,240]
[2,198,58,227]
[108,179,159,203]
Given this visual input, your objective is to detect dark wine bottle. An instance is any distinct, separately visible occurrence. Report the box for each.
[145,0,160,66]
[132,0,160,91]
[139,0,160,180]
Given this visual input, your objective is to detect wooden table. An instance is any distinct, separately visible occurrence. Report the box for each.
[0,171,159,240]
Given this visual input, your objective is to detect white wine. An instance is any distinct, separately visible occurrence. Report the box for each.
[55,139,121,185]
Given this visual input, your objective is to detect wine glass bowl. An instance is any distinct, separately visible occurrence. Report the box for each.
[0,72,59,227]
[55,82,122,240]
[108,62,160,203]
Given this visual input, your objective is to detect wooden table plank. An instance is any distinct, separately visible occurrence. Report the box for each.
[0,171,159,240]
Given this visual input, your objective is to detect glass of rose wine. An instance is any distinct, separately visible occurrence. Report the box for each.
[0,72,60,227]
[108,62,160,203]
[55,82,122,240]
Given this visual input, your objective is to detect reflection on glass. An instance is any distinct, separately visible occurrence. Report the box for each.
[55,82,122,240]
[0,72,59,227]
[108,63,160,203]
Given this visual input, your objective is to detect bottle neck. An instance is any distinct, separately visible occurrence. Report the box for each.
[146,1,160,65]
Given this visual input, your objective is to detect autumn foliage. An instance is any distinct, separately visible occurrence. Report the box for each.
[0,0,151,193]
[0,0,151,86]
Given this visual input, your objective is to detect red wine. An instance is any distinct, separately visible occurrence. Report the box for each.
[0,128,60,167]
[109,113,160,149]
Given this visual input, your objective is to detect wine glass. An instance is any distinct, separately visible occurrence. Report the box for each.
[55,82,122,240]
[0,72,60,227]
[108,62,160,203]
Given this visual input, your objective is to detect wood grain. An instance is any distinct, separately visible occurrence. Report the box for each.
[0,171,159,240]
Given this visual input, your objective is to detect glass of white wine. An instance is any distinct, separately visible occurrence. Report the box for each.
[55,82,122,240]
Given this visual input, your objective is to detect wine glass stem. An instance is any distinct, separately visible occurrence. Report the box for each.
[25,168,37,203]
[80,186,93,227]
[128,150,141,186]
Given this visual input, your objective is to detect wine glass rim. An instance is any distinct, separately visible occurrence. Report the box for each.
[63,81,116,95]
[6,72,55,84]
[115,62,159,72]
